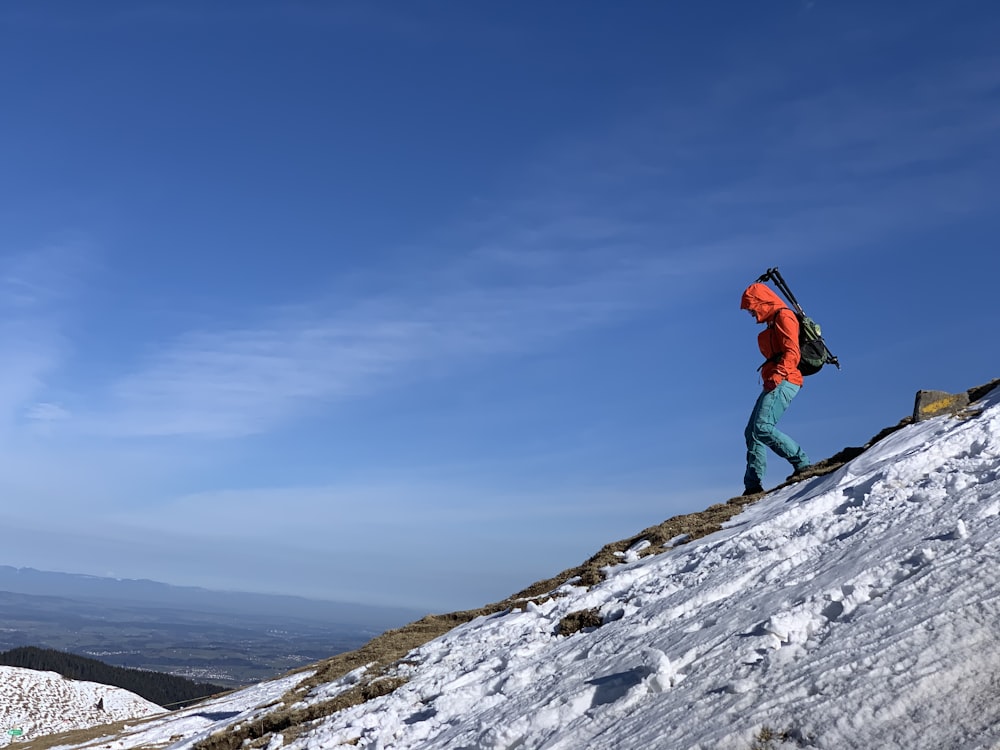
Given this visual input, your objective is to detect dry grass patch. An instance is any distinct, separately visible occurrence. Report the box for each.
[18,719,134,750]
[558,608,603,636]
[750,725,794,749]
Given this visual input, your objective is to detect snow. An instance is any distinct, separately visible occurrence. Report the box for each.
[45,386,1000,749]
[0,666,163,743]
[42,672,311,750]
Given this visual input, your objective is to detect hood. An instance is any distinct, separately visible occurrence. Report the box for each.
[740,282,787,322]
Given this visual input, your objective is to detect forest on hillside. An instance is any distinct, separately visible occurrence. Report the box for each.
[0,646,226,709]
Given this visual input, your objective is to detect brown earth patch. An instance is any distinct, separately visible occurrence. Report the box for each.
[558,608,604,636]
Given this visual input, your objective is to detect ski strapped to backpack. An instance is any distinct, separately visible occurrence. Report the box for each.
[755,267,840,376]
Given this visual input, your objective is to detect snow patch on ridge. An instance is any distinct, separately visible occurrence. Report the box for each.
[0,666,164,743]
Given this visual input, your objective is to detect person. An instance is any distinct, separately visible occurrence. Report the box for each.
[740,282,811,495]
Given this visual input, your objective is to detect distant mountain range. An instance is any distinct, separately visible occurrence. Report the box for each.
[0,565,424,628]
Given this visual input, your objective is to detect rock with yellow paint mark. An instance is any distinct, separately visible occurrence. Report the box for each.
[912,389,970,422]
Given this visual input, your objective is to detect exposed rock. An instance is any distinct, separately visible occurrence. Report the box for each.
[913,389,970,422]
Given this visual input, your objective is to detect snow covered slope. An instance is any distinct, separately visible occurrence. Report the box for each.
[46,385,1000,749]
[0,666,163,744]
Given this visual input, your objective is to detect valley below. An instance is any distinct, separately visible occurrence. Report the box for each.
[0,569,424,689]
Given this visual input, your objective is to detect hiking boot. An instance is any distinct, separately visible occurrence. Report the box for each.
[786,465,811,482]
[742,484,764,496]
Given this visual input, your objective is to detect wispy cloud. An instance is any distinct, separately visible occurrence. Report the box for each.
[86,251,679,439]
[0,245,91,436]
[624,53,1000,264]
[0,243,89,312]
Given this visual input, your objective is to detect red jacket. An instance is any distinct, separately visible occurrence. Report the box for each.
[740,283,803,391]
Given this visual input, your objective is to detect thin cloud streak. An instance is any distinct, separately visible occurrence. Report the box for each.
[84,246,689,439]
[0,245,91,437]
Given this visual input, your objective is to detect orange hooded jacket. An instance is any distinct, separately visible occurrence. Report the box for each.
[740,282,803,391]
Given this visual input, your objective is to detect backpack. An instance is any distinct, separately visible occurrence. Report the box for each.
[757,268,840,376]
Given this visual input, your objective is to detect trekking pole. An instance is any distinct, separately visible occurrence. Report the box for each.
[756,267,804,315]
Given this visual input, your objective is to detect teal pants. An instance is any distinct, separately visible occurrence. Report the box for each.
[744,380,809,490]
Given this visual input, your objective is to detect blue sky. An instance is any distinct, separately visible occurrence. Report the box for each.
[0,1,997,612]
